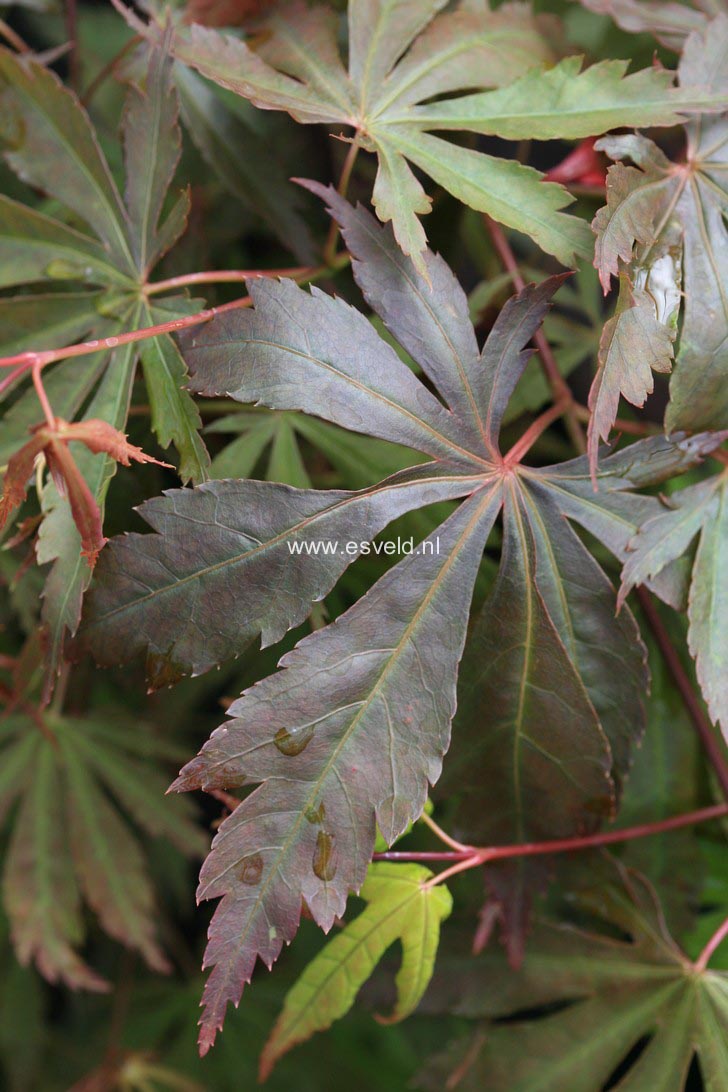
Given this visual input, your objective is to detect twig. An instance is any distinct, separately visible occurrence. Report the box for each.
[0,299,250,376]
[504,400,569,464]
[572,403,659,438]
[146,265,313,295]
[0,17,31,52]
[419,810,473,852]
[637,589,728,799]
[206,788,241,813]
[323,141,360,266]
[373,803,728,887]
[0,258,350,384]
[694,914,728,972]
[483,216,585,450]
[66,0,79,90]
[81,34,141,106]
[32,361,56,429]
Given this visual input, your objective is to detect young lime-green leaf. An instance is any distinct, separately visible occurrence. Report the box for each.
[403,54,723,137]
[119,0,598,267]
[260,862,452,1079]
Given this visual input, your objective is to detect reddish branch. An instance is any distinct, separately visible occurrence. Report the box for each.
[694,915,728,972]
[0,17,30,52]
[0,297,250,384]
[504,399,569,465]
[637,590,728,799]
[483,215,585,454]
[146,265,314,295]
[374,803,728,887]
[0,259,348,401]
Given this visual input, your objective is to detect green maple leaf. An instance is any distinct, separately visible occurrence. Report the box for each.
[260,862,452,1079]
[418,862,728,1092]
[0,39,210,691]
[0,39,208,481]
[0,711,207,990]
[205,406,421,488]
[117,0,724,271]
[79,191,722,1051]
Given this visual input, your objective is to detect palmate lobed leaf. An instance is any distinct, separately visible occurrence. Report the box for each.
[0,38,210,692]
[619,471,728,741]
[440,473,647,962]
[588,14,728,462]
[0,40,206,484]
[418,861,728,1092]
[119,0,725,271]
[170,485,499,1054]
[0,713,206,990]
[259,862,452,1080]
[81,193,725,1052]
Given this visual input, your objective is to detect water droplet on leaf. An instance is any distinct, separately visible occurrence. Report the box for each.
[238,853,264,885]
[305,801,326,824]
[45,259,85,279]
[273,724,314,756]
[312,830,337,881]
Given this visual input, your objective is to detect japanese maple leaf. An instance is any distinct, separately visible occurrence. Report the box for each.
[113,0,724,272]
[80,191,722,1052]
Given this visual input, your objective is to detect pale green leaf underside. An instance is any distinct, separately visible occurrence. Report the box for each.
[145,0,716,267]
